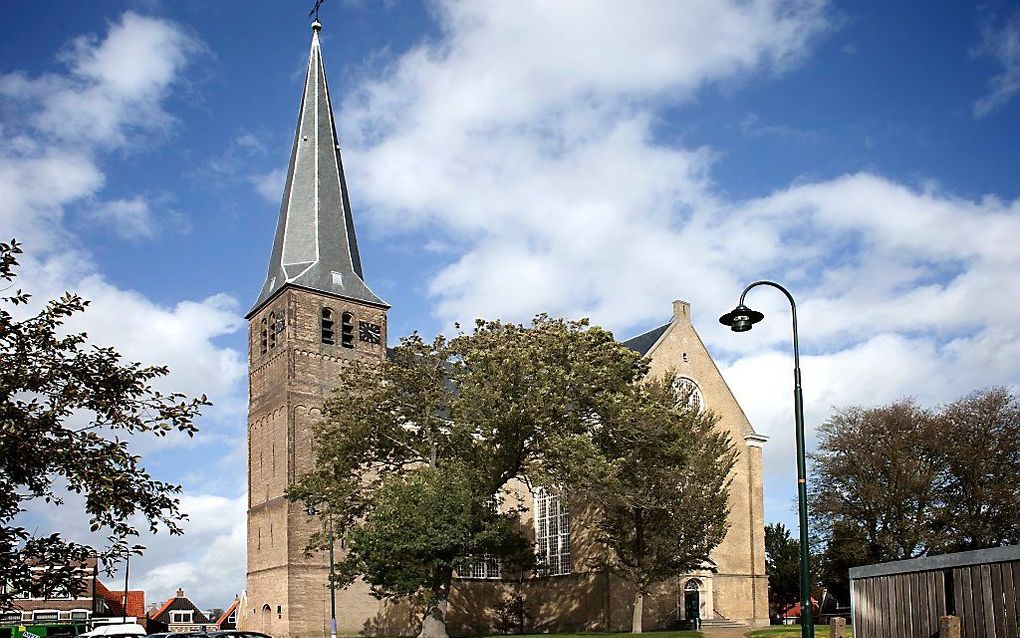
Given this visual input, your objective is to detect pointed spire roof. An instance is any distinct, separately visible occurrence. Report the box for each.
[248,21,387,318]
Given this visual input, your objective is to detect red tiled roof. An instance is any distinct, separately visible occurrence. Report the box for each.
[95,579,145,620]
[216,600,239,628]
[150,596,177,621]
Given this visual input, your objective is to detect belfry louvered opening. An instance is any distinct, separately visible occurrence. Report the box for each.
[321,308,335,344]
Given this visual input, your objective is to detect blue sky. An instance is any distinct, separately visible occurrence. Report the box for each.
[3,0,1020,609]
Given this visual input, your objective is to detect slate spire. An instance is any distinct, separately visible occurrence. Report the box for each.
[248,21,387,318]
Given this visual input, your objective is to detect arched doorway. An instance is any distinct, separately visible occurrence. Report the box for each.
[260,604,272,634]
[683,579,702,627]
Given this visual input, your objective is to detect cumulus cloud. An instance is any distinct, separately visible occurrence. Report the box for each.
[334,0,1020,525]
[3,11,246,607]
[972,8,1020,117]
[249,167,287,204]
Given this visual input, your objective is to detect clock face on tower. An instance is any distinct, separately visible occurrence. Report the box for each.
[358,321,382,344]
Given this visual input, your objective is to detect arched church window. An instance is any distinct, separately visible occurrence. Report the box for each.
[321,308,335,344]
[671,375,704,412]
[260,318,268,355]
[268,312,277,349]
[341,312,354,349]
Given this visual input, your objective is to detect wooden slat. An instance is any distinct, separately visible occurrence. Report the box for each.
[960,567,974,638]
[907,572,918,638]
[919,572,929,638]
[891,574,902,638]
[992,563,1006,638]
[981,564,995,638]
[1002,562,1018,638]
[936,569,946,622]
[1013,562,1020,636]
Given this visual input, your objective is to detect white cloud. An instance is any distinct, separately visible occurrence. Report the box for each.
[0,11,202,148]
[2,11,247,609]
[334,0,1020,527]
[249,167,286,204]
[88,197,158,240]
[973,9,1020,117]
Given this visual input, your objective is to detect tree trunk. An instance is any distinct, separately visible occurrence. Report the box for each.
[631,590,643,634]
[418,600,450,638]
[418,566,453,638]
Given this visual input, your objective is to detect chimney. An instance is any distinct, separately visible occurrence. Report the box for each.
[672,299,691,322]
[176,588,184,598]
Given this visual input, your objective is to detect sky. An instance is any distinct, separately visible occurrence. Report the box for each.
[3,0,1020,612]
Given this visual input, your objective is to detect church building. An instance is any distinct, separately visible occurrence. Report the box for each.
[239,21,769,637]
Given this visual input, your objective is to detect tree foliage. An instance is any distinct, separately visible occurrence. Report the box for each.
[764,522,801,620]
[809,389,1020,602]
[557,378,735,632]
[289,316,647,638]
[0,239,210,605]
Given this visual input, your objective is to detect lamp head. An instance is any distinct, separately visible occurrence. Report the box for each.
[719,304,764,332]
[306,505,318,516]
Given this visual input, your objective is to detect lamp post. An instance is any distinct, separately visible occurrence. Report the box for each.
[719,280,813,638]
[307,505,337,638]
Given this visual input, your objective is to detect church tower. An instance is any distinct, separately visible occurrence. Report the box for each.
[242,21,389,638]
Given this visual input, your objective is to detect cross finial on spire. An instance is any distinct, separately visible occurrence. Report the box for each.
[309,0,326,23]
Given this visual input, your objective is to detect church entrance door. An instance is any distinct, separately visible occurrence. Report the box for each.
[683,580,701,627]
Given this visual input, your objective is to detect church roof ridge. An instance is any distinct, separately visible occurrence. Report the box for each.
[248,21,388,318]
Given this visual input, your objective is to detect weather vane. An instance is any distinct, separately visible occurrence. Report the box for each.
[309,0,326,22]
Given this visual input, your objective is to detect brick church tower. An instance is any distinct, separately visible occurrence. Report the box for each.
[240,21,389,638]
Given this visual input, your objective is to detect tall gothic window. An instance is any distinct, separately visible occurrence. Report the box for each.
[321,308,335,344]
[260,318,268,354]
[341,312,355,349]
[534,489,570,576]
[268,311,277,349]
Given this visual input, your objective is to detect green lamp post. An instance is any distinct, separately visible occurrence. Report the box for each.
[720,280,813,638]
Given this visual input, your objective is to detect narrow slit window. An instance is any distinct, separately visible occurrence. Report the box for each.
[321,308,335,344]
[341,312,355,349]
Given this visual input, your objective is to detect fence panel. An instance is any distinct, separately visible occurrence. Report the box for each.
[849,549,1020,638]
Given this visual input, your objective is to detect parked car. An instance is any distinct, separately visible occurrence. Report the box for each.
[81,625,147,638]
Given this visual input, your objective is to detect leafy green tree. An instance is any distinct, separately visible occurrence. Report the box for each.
[764,523,801,619]
[553,378,735,633]
[289,317,646,638]
[0,239,210,605]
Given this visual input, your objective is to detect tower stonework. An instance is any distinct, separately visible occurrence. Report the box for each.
[240,21,391,638]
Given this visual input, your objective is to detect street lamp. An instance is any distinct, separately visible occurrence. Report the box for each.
[720,280,813,638]
[306,505,337,638]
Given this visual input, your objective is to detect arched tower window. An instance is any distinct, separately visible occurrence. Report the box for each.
[268,311,277,349]
[341,312,354,349]
[321,308,335,344]
[260,318,268,355]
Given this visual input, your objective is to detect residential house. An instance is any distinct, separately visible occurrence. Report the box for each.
[148,589,213,633]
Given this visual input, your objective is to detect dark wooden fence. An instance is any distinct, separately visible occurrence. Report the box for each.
[850,545,1020,638]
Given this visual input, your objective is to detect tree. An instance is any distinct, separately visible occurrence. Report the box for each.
[554,378,735,633]
[764,523,801,620]
[0,240,210,605]
[288,317,646,638]
[808,389,1020,601]
[936,387,1020,550]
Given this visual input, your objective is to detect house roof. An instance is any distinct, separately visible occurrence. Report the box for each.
[248,21,387,318]
[93,580,145,619]
[150,592,210,624]
[215,600,239,628]
[621,321,670,355]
